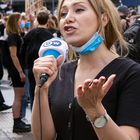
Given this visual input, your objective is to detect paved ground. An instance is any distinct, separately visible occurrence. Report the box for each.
[0,69,33,140]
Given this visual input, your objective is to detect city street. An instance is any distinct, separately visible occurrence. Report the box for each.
[0,69,33,140]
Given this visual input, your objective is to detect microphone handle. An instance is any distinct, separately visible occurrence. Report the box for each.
[39,73,49,88]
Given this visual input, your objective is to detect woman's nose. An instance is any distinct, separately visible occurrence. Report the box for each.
[65,12,75,23]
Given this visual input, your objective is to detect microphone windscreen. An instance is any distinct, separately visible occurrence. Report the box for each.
[39,37,68,64]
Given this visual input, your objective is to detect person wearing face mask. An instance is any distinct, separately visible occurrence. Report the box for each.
[32,0,140,140]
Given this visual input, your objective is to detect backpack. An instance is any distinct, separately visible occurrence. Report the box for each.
[123,18,140,63]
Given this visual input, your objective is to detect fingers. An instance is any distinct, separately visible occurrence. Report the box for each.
[77,78,103,98]
[77,74,115,98]
[57,55,64,67]
[103,74,116,93]
[33,56,58,78]
[98,76,106,89]
[83,79,93,92]
[82,77,105,92]
[77,85,84,96]
[76,74,116,111]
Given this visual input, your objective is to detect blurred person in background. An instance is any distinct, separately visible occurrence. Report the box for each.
[117,5,130,32]
[0,35,12,112]
[123,16,140,63]
[6,12,31,133]
[20,9,54,109]
[47,15,61,37]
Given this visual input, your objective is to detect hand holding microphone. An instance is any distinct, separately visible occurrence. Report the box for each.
[37,37,68,87]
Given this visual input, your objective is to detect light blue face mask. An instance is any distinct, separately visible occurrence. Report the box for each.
[71,32,104,55]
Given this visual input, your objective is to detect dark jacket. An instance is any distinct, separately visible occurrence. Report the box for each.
[123,18,140,63]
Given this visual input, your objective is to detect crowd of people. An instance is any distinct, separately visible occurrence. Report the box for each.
[0,0,140,140]
[0,6,60,133]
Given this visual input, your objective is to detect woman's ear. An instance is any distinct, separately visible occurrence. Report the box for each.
[101,13,109,27]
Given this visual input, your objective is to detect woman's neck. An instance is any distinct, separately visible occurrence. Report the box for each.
[78,44,119,70]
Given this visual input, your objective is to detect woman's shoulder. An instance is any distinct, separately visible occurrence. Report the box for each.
[111,57,140,78]
[7,33,20,41]
[8,33,22,40]
[8,33,18,37]
[109,57,140,69]
[118,57,140,69]
[94,57,140,80]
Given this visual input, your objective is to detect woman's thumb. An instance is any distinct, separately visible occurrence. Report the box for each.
[57,55,64,67]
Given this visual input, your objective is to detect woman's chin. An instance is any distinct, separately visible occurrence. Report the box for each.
[65,38,81,47]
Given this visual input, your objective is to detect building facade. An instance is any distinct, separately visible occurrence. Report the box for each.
[2,0,139,14]
[25,0,58,15]
[25,0,43,15]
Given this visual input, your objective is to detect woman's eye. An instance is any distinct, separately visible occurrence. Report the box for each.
[75,8,84,13]
[60,12,67,18]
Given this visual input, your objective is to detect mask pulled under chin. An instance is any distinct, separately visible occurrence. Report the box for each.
[70,32,104,55]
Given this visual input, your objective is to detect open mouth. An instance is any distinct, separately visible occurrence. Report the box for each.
[64,26,76,32]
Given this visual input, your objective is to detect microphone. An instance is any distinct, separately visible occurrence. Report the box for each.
[38,37,68,87]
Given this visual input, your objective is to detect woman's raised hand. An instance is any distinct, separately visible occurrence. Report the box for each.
[76,74,116,115]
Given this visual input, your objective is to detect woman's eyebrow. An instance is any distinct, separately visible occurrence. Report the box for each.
[61,2,88,9]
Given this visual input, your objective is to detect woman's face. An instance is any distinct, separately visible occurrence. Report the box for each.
[59,0,98,47]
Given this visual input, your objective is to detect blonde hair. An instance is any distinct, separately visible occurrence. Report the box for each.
[47,17,57,29]
[57,0,128,55]
[6,12,21,34]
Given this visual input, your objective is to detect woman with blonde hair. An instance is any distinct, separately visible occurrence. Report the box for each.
[47,15,61,37]
[32,0,140,139]
[6,12,31,133]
